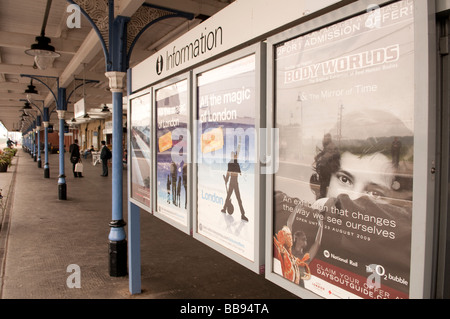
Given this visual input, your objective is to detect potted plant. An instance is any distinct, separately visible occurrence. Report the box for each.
[0,157,9,172]
[0,152,12,172]
[4,147,17,156]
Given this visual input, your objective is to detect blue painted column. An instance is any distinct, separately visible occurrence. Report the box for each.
[33,120,37,162]
[36,115,42,168]
[127,68,141,294]
[128,201,141,294]
[105,71,127,276]
[43,107,50,178]
[57,87,67,200]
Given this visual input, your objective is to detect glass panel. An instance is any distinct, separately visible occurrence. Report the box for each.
[130,93,152,207]
[196,54,257,261]
[272,0,414,299]
[155,79,189,226]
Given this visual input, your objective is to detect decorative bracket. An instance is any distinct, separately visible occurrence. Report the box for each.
[66,0,194,72]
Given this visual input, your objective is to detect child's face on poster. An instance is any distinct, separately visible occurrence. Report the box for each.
[327,152,394,201]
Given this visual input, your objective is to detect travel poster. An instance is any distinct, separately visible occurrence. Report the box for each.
[272,0,414,299]
[130,92,152,207]
[155,79,189,227]
[196,54,257,261]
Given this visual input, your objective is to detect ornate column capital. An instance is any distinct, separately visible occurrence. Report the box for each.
[105,71,127,92]
[56,110,66,120]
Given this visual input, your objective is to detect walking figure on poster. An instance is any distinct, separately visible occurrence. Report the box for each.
[221,138,248,222]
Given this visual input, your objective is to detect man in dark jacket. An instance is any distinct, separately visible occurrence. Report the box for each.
[100,140,110,176]
[69,139,81,177]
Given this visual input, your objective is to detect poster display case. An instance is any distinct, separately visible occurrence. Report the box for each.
[265,0,433,299]
[129,88,153,210]
[193,43,266,273]
[153,74,192,234]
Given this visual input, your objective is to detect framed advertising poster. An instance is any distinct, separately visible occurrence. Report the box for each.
[266,0,421,299]
[154,75,192,234]
[193,43,266,273]
[129,89,152,209]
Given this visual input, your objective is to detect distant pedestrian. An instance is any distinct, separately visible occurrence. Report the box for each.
[100,140,111,176]
[83,145,95,159]
[69,139,81,177]
[74,158,84,177]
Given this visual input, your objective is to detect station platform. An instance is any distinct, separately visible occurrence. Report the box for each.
[0,148,297,300]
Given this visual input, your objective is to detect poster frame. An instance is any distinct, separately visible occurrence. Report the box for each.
[192,42,266,274]
[152,72,193,235]
[264,0,436,299]
[128,87,154,213]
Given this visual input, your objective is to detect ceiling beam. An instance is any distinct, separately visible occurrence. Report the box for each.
[144,0,228,16]
[43,0,145,107]
[0,92,47,100]
[0,101,29,107]
[0,63,62,77]
[0,31,82,55]
[0,81,47,92]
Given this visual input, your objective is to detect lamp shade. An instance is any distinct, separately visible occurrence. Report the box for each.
[25,36,60,58]
[24,83,38,95]
[34,55,54,70]
[25,82,39,103]
[22,102,32,110]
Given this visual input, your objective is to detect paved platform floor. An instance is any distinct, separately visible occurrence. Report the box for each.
[0,149,297,300]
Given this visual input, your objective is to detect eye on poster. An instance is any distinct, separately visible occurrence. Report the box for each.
[130,92,152,207]
[155,79,189,227]
[196,54,257,261]
[272,0,414,299]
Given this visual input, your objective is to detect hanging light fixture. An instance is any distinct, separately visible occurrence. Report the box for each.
[22,102,33,111]
[24,80,39,103]
[20,110,29,117]
[101,104,110,113]
[24,0,60,70]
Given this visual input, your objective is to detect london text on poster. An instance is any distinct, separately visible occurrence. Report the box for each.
[272,0,414,299]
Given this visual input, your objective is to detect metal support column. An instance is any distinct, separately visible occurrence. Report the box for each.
[36,115,42,168]
[43,107,50,178]
[128,201,141,294]
[57,87,67,200]
[106,71,127,277]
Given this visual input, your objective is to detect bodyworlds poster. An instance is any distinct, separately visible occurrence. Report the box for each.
[196,55,257,261]
[272,0,414,299]
[155,79,189,227]
[130,92,152,207]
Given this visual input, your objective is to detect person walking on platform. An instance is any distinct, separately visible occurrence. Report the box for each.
[69,139,81,178]
[100,140,111,176]
[74,158,84,178]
